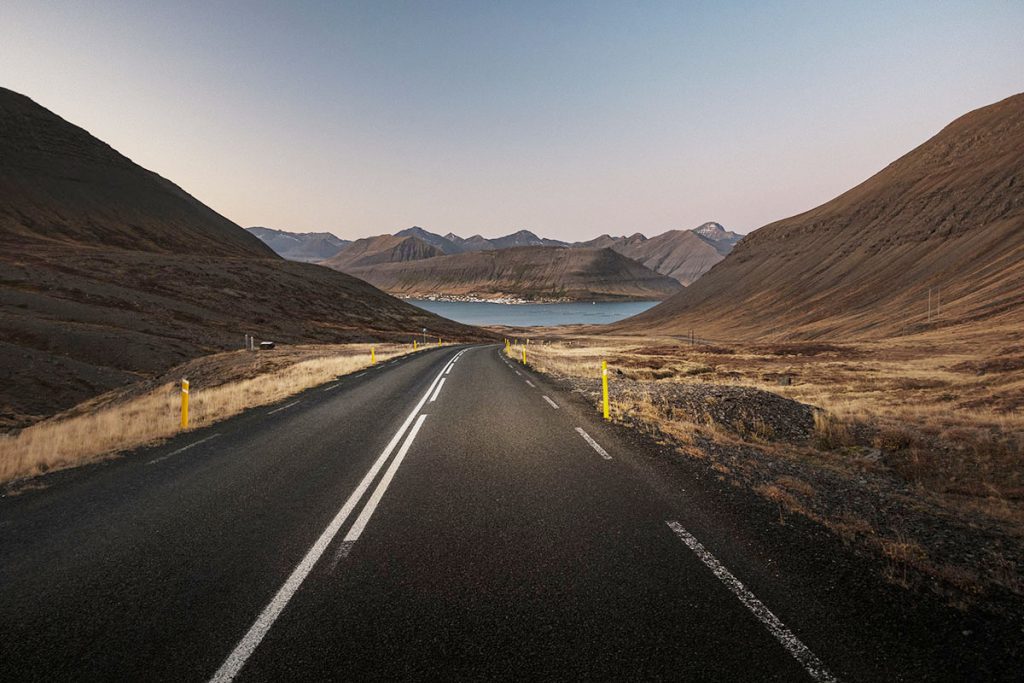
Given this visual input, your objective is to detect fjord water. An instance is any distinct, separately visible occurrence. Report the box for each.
[407,299,659,327]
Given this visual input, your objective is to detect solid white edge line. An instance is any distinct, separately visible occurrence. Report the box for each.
[665,521,837,683]
[209,351,460,683]
[542,395,559,409]
[574,427,611,459]
[343,413,427,542]
[147,433,221,465]
[267,400,301,415]
[429,377,446,402]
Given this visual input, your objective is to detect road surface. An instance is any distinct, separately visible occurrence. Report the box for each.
[1,345,1020,680]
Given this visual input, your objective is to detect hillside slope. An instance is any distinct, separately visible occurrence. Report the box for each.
[0,87,273,258]
[616,94,1024,340]
[335,246,683,301]
[0,89,484,429]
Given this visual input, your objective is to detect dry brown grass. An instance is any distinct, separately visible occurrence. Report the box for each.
[0,343,412,483]
[520,336,1024,520]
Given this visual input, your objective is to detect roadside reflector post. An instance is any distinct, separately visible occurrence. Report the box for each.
[371,346,376,364]
[438,337,442,347]
[522,346,527,365]
[414,339,418,350]
[601,361,610,420]
[181,379,190,429]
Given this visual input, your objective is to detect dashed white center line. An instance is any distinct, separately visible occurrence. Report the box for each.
[665,521,836,683]
[355,372,366,377]
[429,378,446,402]
[514,370,521,376]
[525,379,535,387]
[575,427,611,459]
[267,400,301,415]
[542,395,558,409]
[322,383,341,392]
[147,433,221,465]
[444,364,453,375]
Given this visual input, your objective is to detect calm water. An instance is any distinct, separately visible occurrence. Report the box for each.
[407,299,659,327]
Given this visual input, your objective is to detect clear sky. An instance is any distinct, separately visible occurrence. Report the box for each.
[2,1,1022,240]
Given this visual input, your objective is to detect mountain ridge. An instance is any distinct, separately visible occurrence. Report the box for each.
[331,246,684,301]
[246,226,349,262]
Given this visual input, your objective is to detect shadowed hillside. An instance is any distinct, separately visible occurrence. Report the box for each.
[0,88,273,258]
[0,89,485,429]
[616,94,1024,340]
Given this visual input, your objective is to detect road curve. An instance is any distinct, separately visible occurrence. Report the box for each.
[0,345,1020,680]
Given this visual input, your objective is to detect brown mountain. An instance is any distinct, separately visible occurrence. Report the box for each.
[323,233,443,269]
[614,229,728,285]
[616,93,1024,340]
[573,224,741,285]
[334,246,683,301]
[0,88,483,429]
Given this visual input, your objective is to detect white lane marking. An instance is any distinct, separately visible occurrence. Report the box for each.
[575,427,611,459]
[429,378,446,402]
[209,351,461,683]
[322,383,342,392]
[355,372,366,377]
[444,364,453,375]
[542,395,559,409]
[267,400,300,415]
[665,522,837,683]
[147,433,221,465]
[525,379,535,387]
[343,414,427,542]
[514,370,521,376]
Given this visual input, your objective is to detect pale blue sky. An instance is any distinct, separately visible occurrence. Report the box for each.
[2,1,1022,240]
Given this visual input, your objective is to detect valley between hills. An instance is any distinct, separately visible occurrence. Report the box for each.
[1,84,1023,655]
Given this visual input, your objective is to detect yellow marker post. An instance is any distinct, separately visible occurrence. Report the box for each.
[522,346,527,365]
[601,361,610,420]
[371,346,376,364]
[414,340,418,350]
[180,379,190,429]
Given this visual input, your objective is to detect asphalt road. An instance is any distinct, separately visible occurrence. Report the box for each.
[1,345,1021,681]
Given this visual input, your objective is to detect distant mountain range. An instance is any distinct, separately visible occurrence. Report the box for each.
[576,223,742,285]
[246,227,349,262]
[616,93,1024,340]
[249,222,743,297]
